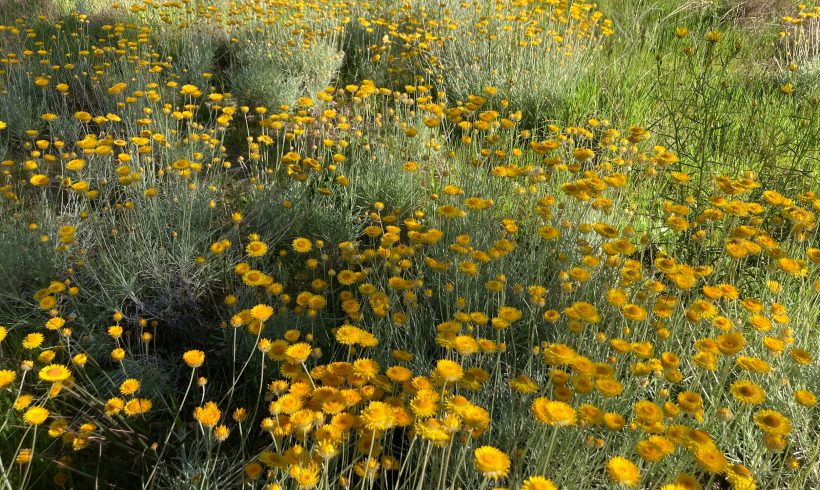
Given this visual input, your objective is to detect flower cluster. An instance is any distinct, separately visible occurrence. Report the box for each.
[0,1,817,489]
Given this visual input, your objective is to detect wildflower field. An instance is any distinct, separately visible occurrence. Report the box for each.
[1,0,820,488]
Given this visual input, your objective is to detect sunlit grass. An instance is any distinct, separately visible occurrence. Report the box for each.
[0,1,818,489]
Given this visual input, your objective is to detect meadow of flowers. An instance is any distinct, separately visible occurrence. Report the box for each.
[0,0,819,488]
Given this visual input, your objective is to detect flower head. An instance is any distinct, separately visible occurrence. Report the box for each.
[22,333,44,349]
[473,446,510,480]
[246,240,268,257]
[23,406,49,425]
[39,364,72,383]
[285,343,312,363]
[292,238,312,253]
[361,401,396,431]
[754,409,791,436]
[183,350,205,368]
[531,398,577,426]
[250,304,274,322]
[194,401,222,428]
[607,456,640,487]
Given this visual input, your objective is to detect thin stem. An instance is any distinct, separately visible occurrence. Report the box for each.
[359,430,377,490]
[144,368,196,489]
[540,426,559,475]
[394,436,417,489]
[19,429,37,489]
[414,442,433,490]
